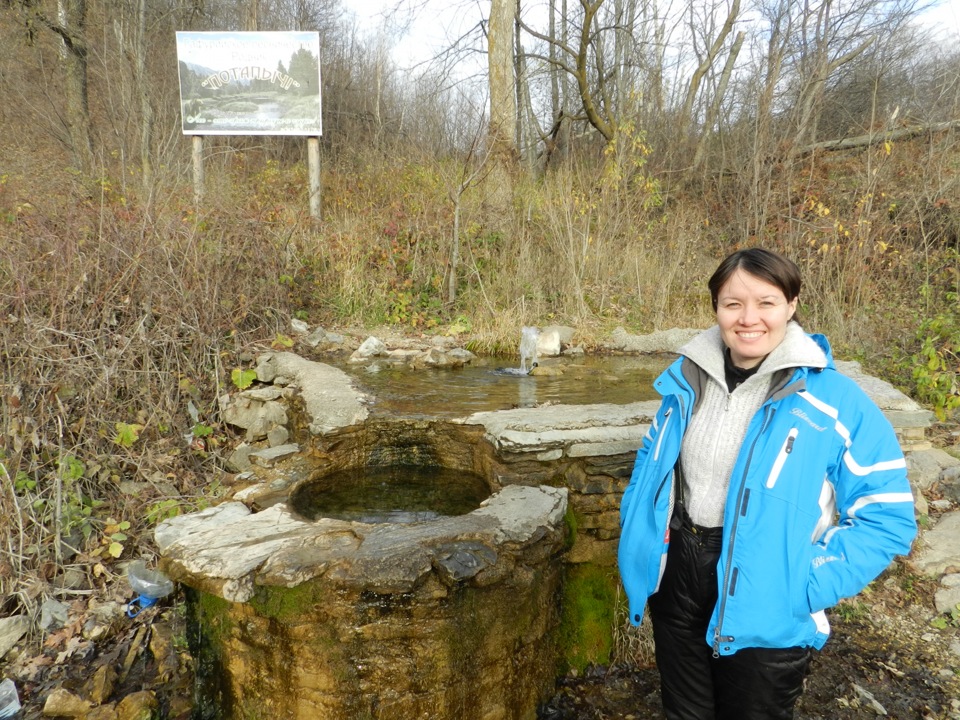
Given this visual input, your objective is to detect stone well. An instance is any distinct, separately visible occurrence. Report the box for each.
[157,349,935,720]
[158,377,570,720]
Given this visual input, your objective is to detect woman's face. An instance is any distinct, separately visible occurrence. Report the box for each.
[716,268,798,369]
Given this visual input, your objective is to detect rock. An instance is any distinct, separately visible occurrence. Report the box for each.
[0,614,30,658]
[82,599,126,642]
[42,688,92,717]
[851,683,887,715]
[226,442,255,472]
[249,443,299,467]
[39,597,69,631]
[447,347,476,364]
[115,690,158,720]
[606,327,700,353]
[930,499,954,513]
[243,386,284,402]
[906,448,960,493]
[57,567,87,590]
[160,484,568,720]
[836,361,935,449]
[543,325,575,346]
[537,328,562,357]
[421,347,469,368]
[290,318,309,335]
[941,464,960,503]
[462,401,659,456]
[267,425,290,448]
[302,327,328,347]
[529,364,563,376]
[149,621,180,681]
[253,356,278,383]
[87,664,118,704]
[86,706,118,720]
[934,573,960,614]
[433,541,499,584]
[914,488,929,517]
[157,485,567,603]
[350,336,387,362]
[912,510,960,576]
[252,352,369,434]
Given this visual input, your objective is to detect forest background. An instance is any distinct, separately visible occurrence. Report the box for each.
[0,0,959,672]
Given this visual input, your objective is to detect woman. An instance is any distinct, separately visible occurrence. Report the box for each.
[618,248,917,720]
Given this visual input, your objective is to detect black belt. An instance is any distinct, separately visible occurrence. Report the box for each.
[673,504,723,542]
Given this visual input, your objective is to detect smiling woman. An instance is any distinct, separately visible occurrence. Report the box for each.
[709,250,801,369]
[618,247,917,720]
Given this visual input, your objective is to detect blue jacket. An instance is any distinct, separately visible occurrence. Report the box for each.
[618,330,917,655]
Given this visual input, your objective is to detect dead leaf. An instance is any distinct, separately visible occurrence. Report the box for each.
[55,635,91,664]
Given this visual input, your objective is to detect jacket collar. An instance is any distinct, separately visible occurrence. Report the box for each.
[678,323,829,387]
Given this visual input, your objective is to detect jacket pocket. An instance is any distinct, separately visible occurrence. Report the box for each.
[765,428,798,489]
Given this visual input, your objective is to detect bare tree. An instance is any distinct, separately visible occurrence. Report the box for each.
[486,0,518,218]
[8,0,95,173]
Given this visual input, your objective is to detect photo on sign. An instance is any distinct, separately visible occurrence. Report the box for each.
[176,31,322,136]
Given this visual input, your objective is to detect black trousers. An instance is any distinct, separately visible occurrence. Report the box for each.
[647,509,811,720]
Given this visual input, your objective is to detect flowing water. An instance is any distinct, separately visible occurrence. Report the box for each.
[337,354,670,418]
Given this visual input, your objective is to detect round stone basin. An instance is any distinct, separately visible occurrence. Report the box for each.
[156,418,569,720]
[290,465,491,523]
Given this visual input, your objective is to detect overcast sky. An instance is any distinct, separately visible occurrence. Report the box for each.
[339,0,960,70]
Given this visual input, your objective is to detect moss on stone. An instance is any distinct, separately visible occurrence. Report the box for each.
[558,564,617,673]
[195,591,233,647]
[563,506,579,550]
[249,580,327,623]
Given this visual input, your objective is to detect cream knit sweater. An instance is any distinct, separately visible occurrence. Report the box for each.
[677,323,827,527]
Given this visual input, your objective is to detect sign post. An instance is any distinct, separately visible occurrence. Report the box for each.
[175,31,323,215]
[192,136,204,205]
[308,137,321,219]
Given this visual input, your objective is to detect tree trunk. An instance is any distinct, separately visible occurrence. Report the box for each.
[57,0,94,174]
[134,0,154,203]
[486,0,518,222]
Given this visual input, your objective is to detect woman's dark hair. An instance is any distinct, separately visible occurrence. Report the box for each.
[708,248,802,317]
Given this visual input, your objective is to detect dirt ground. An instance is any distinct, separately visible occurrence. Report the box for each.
[4,563,958,719]
[540,571,960,720]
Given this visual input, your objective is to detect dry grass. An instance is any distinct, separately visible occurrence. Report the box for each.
[1,128,958,627]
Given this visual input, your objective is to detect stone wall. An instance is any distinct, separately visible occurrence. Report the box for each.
[165,348,943,718]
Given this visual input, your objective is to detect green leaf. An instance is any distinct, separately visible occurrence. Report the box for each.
[113,422,144,448]
[59,455,86,482]
[108,541,124,558]
[231,368,257,390]
[271,333,295,349]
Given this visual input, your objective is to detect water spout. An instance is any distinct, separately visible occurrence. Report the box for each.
[519,326,540,374]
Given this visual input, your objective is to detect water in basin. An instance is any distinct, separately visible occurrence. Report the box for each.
[337,354,670,418]
[290,465,491,523]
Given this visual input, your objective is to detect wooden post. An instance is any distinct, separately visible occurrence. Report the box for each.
[192,136,204,206]
[308,136,321,219]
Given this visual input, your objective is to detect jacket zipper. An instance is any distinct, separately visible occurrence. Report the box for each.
[713,405,776,657]
[765,428,798,489]
[653,408,673,462]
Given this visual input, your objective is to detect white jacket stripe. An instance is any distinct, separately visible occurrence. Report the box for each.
[799,390,907,476]
[842,453,907,476]
[846,492,915,518]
